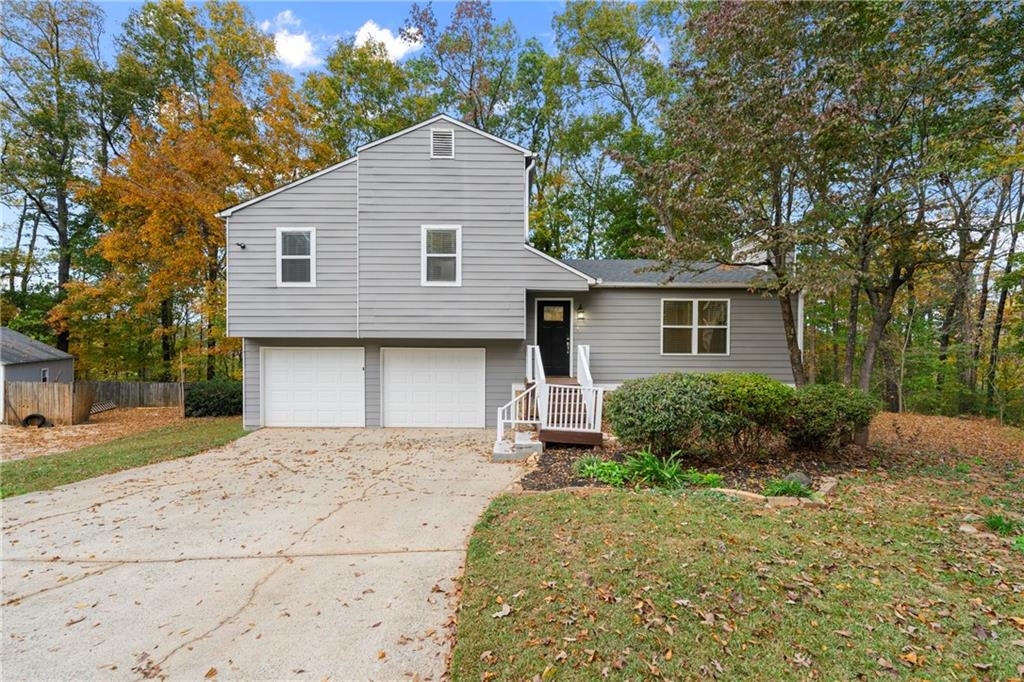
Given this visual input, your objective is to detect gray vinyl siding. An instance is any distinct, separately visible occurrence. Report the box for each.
[242,338,525,429]
[227,162,358,337]
[527,288,795,384]
[1,358,74,383]
[357,126,585,339]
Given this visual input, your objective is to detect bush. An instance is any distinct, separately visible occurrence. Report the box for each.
[707,373,795,453]
[574,451,722,490]
[623,450,684,487]
[788,383,879,451]
[763,478,813,498]
[574,456,627,487]
[606,373,727,456]
[184,380,243,417]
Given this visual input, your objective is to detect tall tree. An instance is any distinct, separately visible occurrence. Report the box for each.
[402,0,520,135]
[303,38,435,158]
[1,0,103,350]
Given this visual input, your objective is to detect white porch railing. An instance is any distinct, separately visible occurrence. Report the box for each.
[496,344,603,445]
[543,384,604,432]
[495,383,540,442]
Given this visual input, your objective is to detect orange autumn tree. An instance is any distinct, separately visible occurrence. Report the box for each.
[57,65,327,380]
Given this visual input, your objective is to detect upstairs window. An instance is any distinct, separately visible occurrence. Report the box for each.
[277,227,315,287]
[430,128,455,158]
[40,368,49,383]
[661,299,730,355]
[421,225,461,286]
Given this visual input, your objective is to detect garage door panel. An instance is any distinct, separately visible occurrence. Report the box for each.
[263,348,365,427]
[382,348,486,427]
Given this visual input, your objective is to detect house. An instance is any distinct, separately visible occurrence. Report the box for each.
[1,327,75,423]
[217,114,800,452]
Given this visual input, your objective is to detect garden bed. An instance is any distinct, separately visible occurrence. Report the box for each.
[520,413,1024,495]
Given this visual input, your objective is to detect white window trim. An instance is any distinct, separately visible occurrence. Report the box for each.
[430,127,455,159]
[421,224,462,287]
[660,298,731,356]
[40,368,49,382]
[276,227,316,287]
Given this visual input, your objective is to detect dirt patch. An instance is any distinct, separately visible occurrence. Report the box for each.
[0,407,184,461]
[520,412,1024,492]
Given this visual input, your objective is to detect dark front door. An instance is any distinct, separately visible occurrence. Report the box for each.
[536,300,571,376]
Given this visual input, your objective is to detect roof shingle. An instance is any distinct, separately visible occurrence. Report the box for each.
[0,327,73,365]
[563,259,772,286]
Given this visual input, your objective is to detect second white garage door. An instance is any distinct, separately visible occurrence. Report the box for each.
[381,348,486,427]
[263,348,365,427]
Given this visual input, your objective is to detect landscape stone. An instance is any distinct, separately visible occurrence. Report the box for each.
[784,471,812,488]
[767,496,800,508]
[958,523,978,535]
[961,513,983,522]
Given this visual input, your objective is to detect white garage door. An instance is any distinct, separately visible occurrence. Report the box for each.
[263,348,365,427]
[381,348,486,427]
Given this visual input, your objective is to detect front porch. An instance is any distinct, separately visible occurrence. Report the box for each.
[494,344,604,459]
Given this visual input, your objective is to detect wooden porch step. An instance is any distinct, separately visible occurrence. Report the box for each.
[538,428,603,447]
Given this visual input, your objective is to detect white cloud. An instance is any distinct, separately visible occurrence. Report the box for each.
[261,10,321,69]
[275,30,320,69]
[354,20,421,61]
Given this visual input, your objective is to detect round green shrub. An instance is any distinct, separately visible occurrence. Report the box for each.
[788,383,880,450]
[605,373,727,456]
[707,373,795,452]
[184,380,243,417]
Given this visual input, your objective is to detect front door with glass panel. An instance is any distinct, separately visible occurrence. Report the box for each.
[536,300,571,376]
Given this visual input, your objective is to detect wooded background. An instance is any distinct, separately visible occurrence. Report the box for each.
[2,1,1021,421]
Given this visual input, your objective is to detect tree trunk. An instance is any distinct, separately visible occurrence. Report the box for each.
[842,279,860,385]
[986,225,1018,407]
[879,340,900,412]
[8,200,27,292]
[777,291,806,386]
[970,177,1009,393]
[160,298,175,381]
[55,187,71,352]
[21,212,40,295]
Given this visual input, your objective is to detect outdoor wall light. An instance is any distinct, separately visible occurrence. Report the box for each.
[576,304,585,320]
[235,242,246,249]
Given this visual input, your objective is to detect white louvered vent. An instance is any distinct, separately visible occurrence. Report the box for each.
[430,128,455,158]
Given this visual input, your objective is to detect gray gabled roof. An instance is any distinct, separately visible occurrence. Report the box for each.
[563,259,772,288]
[0,327,73,365]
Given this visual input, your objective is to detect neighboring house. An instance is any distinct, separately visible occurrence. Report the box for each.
[218,114,801,450]
[1,327,75,423]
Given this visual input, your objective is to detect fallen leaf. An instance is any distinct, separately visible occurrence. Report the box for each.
[491,604,512,619]
[204,668,217,679]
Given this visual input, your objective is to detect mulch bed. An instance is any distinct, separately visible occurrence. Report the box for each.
[519,443,878,492]
[519,413,1024,492]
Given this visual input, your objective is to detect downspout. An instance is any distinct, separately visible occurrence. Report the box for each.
[524,156,535,243]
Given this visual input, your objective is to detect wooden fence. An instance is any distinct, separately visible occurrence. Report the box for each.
[3,381,97,426]
[80,381,183,408]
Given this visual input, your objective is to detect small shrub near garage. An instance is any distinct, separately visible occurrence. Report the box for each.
[788,383,880,451]
[605,373,728,456]
[707,372,794,453]
[184,380,243,417]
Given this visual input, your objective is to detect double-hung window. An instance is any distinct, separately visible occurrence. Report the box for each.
[421,225,461,286]
[277,227,315,287]
[661,299,730,355]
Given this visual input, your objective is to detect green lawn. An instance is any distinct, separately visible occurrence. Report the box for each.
[452,462,1024,680]
[1,417,246,498]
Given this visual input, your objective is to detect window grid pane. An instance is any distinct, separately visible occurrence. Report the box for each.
[698,300,727,326]
[662,328,693,354]
[281,258,311,283]
[663,300,693,326]
[426,229,457,255]
[281,231,311,256]
[697,328,728,354]
[426,255,457,282]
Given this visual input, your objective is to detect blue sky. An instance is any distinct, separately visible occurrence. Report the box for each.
[98,1,564,72]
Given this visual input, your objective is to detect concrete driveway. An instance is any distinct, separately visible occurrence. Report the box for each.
[1,428,520,680]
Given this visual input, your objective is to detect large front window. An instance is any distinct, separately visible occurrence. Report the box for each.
[661,299,730,355]
[421,225,462,286]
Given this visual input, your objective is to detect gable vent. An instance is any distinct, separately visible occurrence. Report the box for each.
[431,128,455,158]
